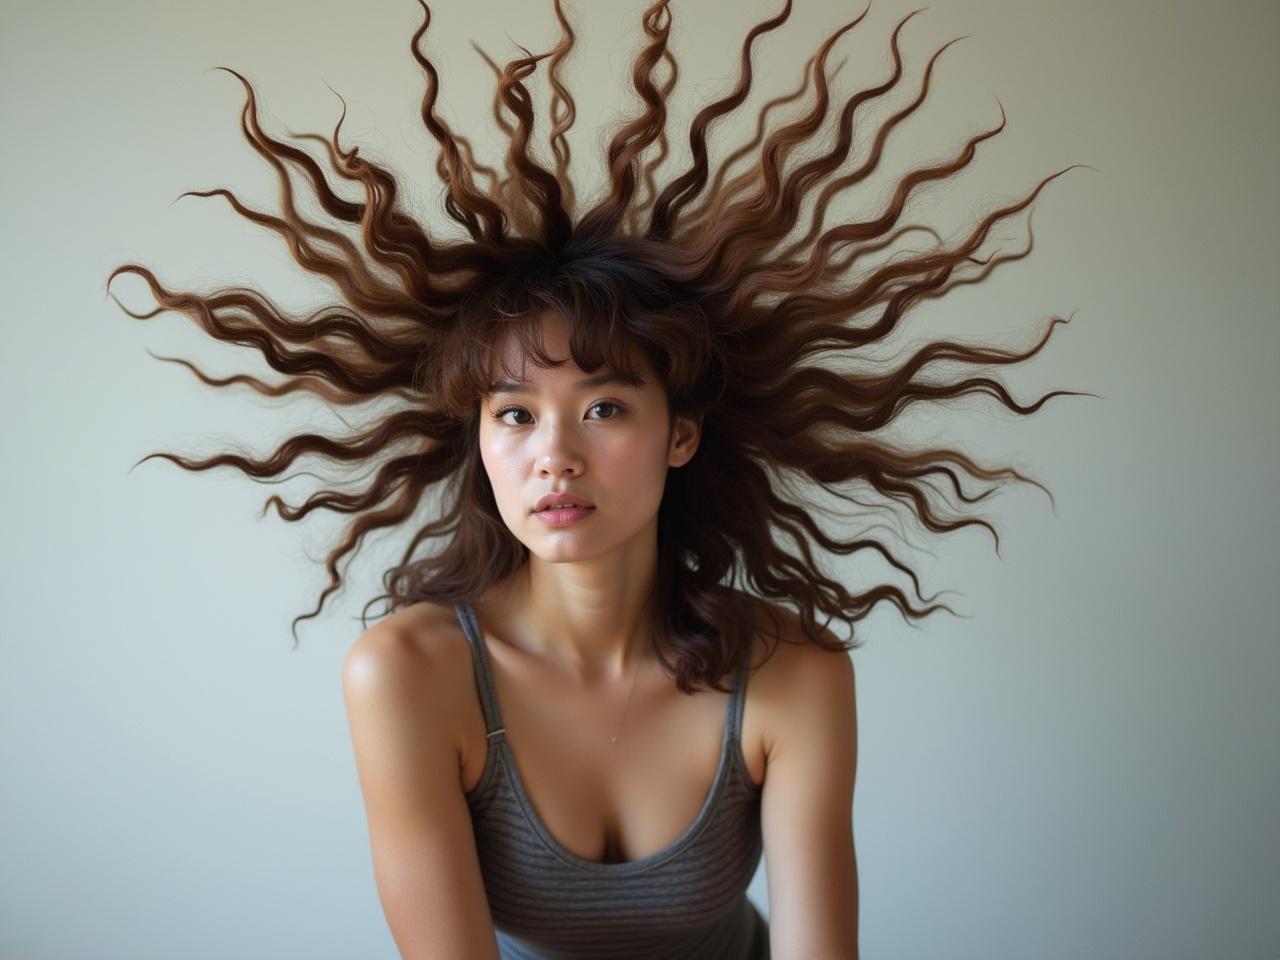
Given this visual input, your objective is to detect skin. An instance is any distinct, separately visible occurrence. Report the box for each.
[476,310,701,684]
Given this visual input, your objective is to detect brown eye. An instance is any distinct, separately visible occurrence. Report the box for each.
[590,401,623,420]
[492,406,531,425]
[491,402,624,425]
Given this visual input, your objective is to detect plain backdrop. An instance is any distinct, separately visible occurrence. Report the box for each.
[2,0,1277,957]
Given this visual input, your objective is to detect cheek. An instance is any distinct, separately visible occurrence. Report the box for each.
[478,433,518,496]
[479,422,669,509]
[598,430,671,494]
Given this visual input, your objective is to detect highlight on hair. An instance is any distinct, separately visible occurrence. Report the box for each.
[108,0,1094,693]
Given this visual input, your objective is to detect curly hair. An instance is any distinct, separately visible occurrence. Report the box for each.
[107,0,1093,694]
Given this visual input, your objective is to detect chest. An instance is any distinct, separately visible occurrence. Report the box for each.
[458,639,765,865]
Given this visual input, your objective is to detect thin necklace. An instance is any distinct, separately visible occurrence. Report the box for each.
[610,647,646,745]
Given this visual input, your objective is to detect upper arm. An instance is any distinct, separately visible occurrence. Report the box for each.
[760,628,860,959]
[342,623,501,960]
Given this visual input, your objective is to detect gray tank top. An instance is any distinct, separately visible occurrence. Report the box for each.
[454,600,769,959]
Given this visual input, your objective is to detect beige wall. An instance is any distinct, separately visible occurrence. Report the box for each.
[2,0,1276,956]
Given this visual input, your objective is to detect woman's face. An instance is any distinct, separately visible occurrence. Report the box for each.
[477,315,700,563]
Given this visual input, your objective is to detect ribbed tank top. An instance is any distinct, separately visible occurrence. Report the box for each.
[454,600,769,960]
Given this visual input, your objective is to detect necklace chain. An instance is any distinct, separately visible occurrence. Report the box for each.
[609,648,646,745]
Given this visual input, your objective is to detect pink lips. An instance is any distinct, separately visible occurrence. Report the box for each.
[533,505,596,526]
[534,492,595,512]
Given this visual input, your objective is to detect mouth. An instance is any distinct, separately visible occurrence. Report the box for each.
[533,494,596,513]
[533,504,596,526]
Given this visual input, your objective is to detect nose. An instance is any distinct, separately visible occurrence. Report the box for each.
[535,422,585,478]
[538,451,584,478]
[532,409,586,478]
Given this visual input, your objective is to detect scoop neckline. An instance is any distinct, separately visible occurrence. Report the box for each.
[460,599,741,875]
[499,726,735,874]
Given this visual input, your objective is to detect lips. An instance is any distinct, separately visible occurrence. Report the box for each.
[534,492,595,512]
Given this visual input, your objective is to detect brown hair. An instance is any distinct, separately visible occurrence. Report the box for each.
[108,0,1093,693]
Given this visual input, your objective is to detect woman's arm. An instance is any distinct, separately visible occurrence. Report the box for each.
[760,628,860,959]
[342,624,502,960]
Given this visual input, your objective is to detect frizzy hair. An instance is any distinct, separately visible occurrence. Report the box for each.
[107,0,1094,694]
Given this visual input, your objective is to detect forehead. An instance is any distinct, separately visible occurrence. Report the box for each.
[483,313,649,393]
[488,367,644,395]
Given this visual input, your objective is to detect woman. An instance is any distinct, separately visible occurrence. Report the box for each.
[112,0,1081,955]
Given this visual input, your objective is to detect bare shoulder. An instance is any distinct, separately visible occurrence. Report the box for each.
[342,601,473,748]
[748,599,856,764]
[752,600,860,955]
[344,601,472,676]
[340,600,502,958]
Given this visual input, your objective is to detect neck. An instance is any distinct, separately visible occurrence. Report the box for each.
[497,546,660,684]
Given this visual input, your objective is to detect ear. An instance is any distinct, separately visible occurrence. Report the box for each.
[667,413,702,468]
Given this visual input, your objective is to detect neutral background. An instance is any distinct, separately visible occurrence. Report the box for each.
[3,0,1277,957]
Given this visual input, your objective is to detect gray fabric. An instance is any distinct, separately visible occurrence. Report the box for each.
[455,600,769,960]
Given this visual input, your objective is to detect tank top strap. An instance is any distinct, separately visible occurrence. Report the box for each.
[454,600,507,742]
[727,599,752,747]
[725,594,759,745]
[725,656,748,746]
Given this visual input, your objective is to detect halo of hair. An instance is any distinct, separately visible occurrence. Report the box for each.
[108,0,1094,693]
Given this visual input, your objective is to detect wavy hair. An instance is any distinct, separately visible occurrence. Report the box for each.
[108,0,1092,693]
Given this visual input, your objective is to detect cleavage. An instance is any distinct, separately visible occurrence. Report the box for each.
[486,648,728,864]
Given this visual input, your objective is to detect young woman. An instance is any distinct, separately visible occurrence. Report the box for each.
[343,305,860,958]
[112,0,1081,956]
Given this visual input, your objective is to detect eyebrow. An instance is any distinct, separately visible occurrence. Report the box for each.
[487,370,645,395]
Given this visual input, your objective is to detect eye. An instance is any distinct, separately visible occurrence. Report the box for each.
[589,401,623,420]
[492,405,532,426]
[490,401,624,426]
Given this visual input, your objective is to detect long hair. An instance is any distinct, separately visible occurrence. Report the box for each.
[108,0,1093,694]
